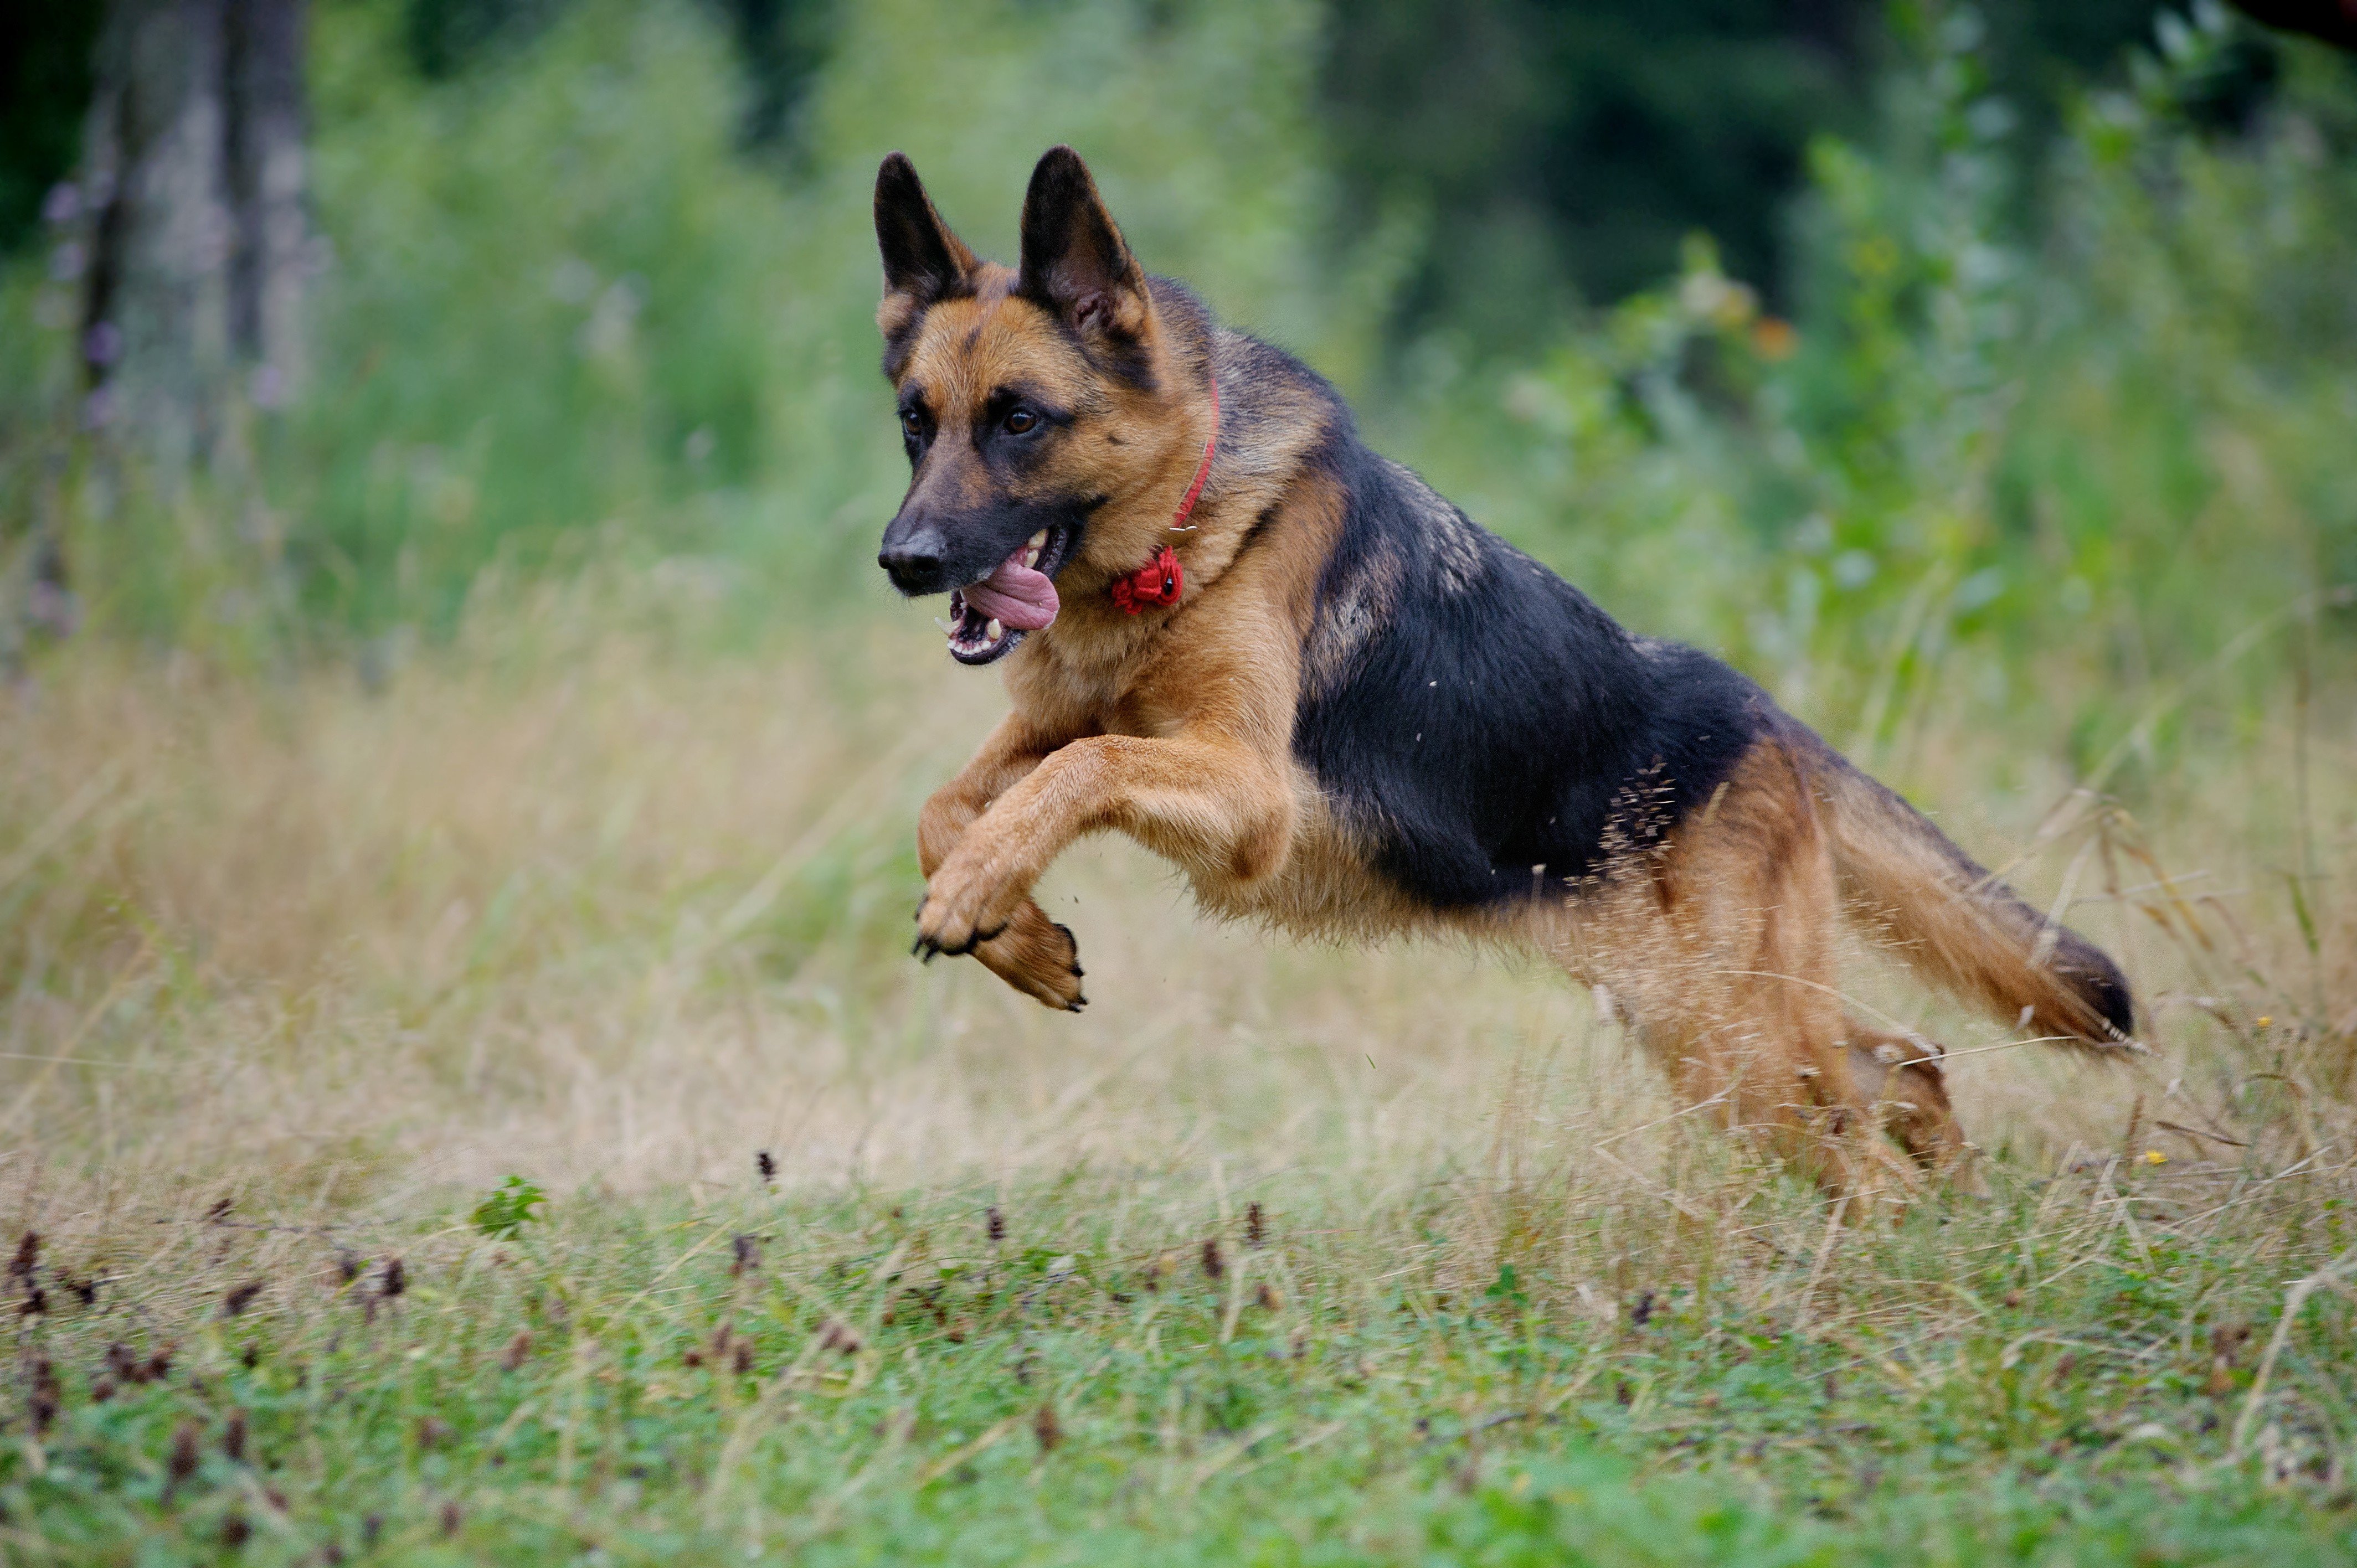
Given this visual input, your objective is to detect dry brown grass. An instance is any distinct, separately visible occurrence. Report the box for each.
[1,576,2349,1244]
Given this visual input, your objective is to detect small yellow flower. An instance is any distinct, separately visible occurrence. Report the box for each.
[2256,1015,2272,1028]
[2143,1150,2167,1165]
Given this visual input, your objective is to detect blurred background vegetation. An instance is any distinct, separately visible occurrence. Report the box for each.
[0,0,2352,808]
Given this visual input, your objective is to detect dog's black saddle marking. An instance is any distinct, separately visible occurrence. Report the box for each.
[1291,427,1769,909]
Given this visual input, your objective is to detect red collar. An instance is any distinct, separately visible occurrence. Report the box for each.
[1109,374,1218,615]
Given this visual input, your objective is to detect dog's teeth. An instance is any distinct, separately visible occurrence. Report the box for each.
[935,618,957,635]
[986,618,1003,642]
[1023,548,1039,568]
[1028,530,1047,549]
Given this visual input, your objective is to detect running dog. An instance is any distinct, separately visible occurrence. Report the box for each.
[871,146,2136,1185]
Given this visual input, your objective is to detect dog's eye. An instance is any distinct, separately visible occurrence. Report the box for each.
[1003,409,1038,435]
[900,408,923,438]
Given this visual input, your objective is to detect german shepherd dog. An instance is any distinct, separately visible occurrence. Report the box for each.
[873,146,2137,1188]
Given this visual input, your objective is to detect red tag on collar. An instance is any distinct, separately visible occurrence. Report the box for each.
[1110,543,1183,615]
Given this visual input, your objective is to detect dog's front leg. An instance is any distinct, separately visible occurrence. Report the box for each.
[915,713,1093,1010]
[913,730,1292,966]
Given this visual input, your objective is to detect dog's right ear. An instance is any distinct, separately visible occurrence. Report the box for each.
[874,153,976,333]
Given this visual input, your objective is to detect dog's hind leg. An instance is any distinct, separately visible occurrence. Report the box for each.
[1843,1022,1967,1173]
[1553,739,1918,1198]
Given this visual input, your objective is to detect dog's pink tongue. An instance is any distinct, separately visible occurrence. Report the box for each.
[961,546,1059,631]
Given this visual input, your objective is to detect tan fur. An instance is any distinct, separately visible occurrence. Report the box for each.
[1814,764,2126,1050]
[1495,740,1956,1192]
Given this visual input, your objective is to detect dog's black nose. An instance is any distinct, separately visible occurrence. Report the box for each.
[878,513,951,594]
[878,542,945,594]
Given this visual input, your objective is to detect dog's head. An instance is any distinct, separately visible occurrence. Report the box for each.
[872,146,1193,665]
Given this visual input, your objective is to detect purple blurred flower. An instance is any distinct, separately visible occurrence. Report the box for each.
[42,183,80,227]
[83,321,123,368]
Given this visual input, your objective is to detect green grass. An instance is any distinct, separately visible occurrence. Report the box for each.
[12,1158,2357,1564]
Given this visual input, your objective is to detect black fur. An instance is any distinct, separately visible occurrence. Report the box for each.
[1016,146,1157,391]
[874,152,973,381]
[1208,331,1771,909]
[874,152,972,303]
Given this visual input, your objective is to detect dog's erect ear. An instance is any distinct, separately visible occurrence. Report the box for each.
[874,152,976,311]
[1017,146,1149,340]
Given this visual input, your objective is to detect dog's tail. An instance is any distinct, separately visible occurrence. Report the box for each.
[1802,735,2137,1054]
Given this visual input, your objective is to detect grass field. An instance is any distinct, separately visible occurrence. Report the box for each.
[4,579,2355,1564]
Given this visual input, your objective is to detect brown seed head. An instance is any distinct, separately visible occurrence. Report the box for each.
[755,1150,776,1185]
[1033,1400,1062,1454]
[732,1338,754,1375]
[18,1285,46,1316]
[223,1408,249,1463]
[220,1513,251,1549]
[732,1234,759,1277]
[142,1343,177,1383]
[28,1356,59,1434]
[1246,1202,1265,1249]
[1630,1291,1656,1328]
[207,1198,234,1225]
[1201,1239,1224,1281]
[417,1416,452,1450]
[1255,1282,1282,1312]
[439,1500,462,1536]
[379,1257,406,1299]
[987,1206,1005,1244]
[91,1373,119,1402]
[499,1330,532,1372]
[167,1419,202,1488]
[222,1280,264,1318]
[819,1318,862,1356]
[7,1230,37,1283]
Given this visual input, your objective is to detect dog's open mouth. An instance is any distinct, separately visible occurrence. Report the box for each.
[940,525,1075,665]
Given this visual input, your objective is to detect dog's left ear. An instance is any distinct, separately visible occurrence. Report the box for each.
[1017,146,1149,341]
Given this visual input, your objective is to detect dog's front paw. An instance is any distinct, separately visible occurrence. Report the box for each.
[976,903,1085,1011]
[912,857,1022,961]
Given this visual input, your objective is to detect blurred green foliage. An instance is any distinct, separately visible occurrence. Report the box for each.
[0,0,2351,788]
[1320,0,2179,339]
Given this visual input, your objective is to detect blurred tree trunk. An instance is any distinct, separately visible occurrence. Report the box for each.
[78,0,309,473]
